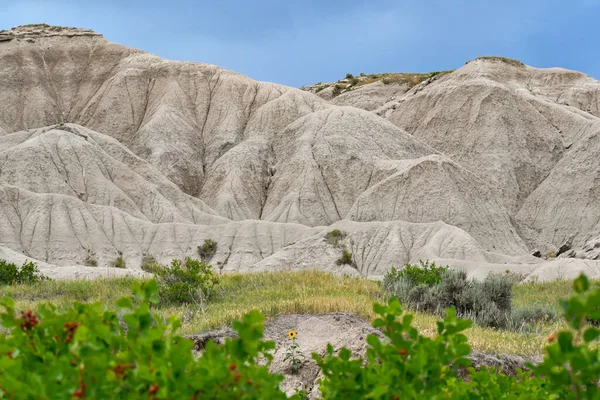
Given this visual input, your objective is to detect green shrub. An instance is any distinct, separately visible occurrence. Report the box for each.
[360,72,366,77]
[384,265,514,329]
[154,257,219,306]
[511,305,558,332]
[345,73,354,79]
[111,252,126,269]
[325,229,346,247]
[83,248,97,267]
[336,250,353,266]
[197,239,218,261]
[384,260,448,286]
[350,77,360,85]
[0,259,46,286]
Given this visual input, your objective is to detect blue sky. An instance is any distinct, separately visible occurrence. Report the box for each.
[2,0,599,87]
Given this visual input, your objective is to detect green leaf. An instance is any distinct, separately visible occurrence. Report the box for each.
[557,331,574,352]
[116,297,133,309]
[583,327,600,343]
[573,274,589,293]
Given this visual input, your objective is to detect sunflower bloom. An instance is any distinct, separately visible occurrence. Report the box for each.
[288,330,297,339]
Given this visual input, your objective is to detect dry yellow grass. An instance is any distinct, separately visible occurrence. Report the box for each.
[0,270,586,356]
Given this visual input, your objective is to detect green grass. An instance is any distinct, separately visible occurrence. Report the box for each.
[0,271,590,356]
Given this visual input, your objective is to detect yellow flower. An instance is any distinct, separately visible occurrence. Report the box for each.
[288,330,297,339]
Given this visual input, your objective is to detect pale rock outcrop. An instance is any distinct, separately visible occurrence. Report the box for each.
[0,25,599,279]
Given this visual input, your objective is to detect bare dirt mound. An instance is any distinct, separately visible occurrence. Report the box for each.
[1,25,600,279]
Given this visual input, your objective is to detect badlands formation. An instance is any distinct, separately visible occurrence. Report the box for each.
[1,24,600,280]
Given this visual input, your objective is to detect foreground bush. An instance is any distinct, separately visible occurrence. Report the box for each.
[0,280,292,399]
[154,257,219,306]
[0,259,46,286]
[1,275,599,398]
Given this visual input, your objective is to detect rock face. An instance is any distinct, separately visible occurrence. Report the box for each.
[1,25,600,279]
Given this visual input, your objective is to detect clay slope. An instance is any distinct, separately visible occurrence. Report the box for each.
[323,57,600,255]
[0,25,598,278]
[382,58,600,253]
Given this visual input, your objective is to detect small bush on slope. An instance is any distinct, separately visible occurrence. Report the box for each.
[111,252,126,269]
[140,253,160,274]
[336,250,354,266]
[0,259,46,286]
[154,257,219,306]
[325,229,346,247]
[197,239,218,261]
[83,248,97,267]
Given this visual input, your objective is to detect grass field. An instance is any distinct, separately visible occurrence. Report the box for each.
[0,271,587,356]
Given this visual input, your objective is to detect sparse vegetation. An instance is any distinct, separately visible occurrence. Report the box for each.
[336,250,354,266]
[308,70,455,97]
[332,84,343,96]
[0,259,46,286]
[325,229,347,247]
[473,56,525,67]
[140,253,160,273]
[197,238,218,261]
[111,252,126,269]
[83,248,97,267]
